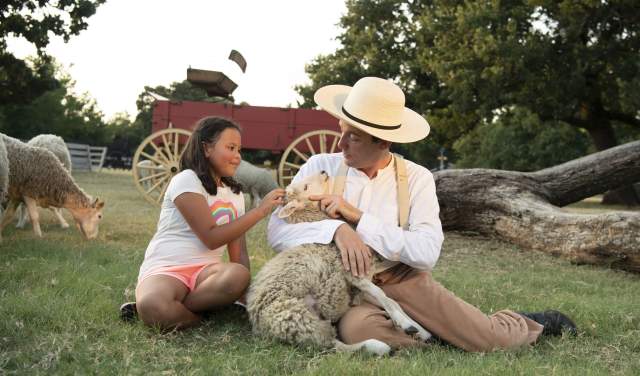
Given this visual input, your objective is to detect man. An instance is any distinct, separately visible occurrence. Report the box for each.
[267,77,576,352]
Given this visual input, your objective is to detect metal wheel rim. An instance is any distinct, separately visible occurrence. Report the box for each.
[132,128,193,206]
[278,130,341,187]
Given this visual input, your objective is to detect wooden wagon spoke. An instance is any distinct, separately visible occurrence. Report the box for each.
[161,133,174,162]
[156,179,170,203]
[173,131,180,158]
[304,138,316,155]
[329,135,339,153]
[284,161,301,169]
[145,174,170,195]
[278,130,341,187]
[140,151,166,166]
[177,147,187,164]
[138,170,169,183]
[148,140,171,165]
[136,163,166,171]
[319,134,327,153]
[291,147,309,162]
[133,128,194,207]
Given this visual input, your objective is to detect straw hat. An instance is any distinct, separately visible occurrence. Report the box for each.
[314,77,430,143]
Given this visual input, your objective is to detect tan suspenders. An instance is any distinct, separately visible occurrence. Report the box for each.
[333,153,409,229]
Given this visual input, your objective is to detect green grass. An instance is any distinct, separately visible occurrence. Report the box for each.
[1,170,638,375]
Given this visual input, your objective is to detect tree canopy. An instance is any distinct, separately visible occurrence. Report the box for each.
[1,0,105,105]
[0,58,109,144]
[296,0,640,170]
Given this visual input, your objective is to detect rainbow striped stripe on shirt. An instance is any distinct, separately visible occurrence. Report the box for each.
[209,200,238,225]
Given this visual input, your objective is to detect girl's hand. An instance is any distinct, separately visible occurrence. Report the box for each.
[258,188,286,217]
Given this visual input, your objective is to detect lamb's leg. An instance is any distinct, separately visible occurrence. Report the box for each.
[0,200,19,241]
[15,203,28,229]
[23,197,42,237]
[334,339,391,356]
[250,296,337,348]
[51,208,69,228]
[351,278,432,342]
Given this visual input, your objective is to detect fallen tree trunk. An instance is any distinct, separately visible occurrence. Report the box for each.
[434,140,640,272]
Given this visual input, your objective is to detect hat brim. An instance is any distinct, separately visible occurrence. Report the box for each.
[314,84,430,143]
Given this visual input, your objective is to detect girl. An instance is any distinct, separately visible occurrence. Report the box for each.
[123,116,284,330]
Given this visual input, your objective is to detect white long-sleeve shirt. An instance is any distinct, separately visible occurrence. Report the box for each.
[267,153,444,270]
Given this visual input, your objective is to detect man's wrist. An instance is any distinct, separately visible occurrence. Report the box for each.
[344,208,362,225]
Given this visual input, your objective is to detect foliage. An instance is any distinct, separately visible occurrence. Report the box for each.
[0,171,638,374]
[0,57,109,144]
[1,0,106,105]
[296,0,640,169]
[453,107,592,171]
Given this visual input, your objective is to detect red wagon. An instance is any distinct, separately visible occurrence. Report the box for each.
[132,69,341,205]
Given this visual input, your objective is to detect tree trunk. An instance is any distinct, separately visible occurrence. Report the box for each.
[434,140,640,272]
[585,122,640,206]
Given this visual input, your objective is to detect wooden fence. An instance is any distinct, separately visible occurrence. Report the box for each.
[66,143,108,172]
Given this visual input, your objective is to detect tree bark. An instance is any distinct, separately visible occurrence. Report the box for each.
[584,121,640,206]
[434,140,640,272]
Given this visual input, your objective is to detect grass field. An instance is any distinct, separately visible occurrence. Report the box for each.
[1,170,638,375]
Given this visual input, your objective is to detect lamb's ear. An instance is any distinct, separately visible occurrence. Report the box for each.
[277,200,303,219]
[92,197,105,209]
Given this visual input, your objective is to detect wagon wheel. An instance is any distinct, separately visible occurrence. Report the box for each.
[278,130,341,187]
[132,128,193,206]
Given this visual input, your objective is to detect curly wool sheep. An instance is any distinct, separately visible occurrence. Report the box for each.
[0,136,8,205]
[0,134,104,241]
[246,172,431,356]
[16,134,72,229]
[234,160,278,208]
[28,134,72,171]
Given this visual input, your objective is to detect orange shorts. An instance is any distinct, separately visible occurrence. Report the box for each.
[138,263,215,292]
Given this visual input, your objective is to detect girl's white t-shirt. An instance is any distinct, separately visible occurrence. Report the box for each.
[137,169,245,281]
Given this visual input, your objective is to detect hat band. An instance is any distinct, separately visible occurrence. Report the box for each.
[341,106,401,130]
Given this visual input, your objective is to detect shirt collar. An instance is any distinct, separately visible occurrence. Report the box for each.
[351,154,395,180]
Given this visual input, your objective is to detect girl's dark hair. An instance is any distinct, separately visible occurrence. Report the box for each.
[179,116,243,195]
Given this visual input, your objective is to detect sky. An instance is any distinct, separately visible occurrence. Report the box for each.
[7,0,347,120]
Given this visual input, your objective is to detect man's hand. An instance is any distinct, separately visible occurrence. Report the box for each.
[333,223,372,278]
[309,194,363,225]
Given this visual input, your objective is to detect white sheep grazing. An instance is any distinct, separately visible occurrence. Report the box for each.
[234,160,278,208]
[0,134,104,241]
[246,172,431,356]
[16,134,72,229]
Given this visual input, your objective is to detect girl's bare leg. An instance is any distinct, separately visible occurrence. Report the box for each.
[184,263,250,312]
[135,275,200,330]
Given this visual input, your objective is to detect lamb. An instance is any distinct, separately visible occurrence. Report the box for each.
[246,171,431,356]
[0,134,104,241]
[234,160,278,208]
[16,134,72,229]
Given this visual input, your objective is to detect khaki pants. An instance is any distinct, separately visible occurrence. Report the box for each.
[338,264,543,352]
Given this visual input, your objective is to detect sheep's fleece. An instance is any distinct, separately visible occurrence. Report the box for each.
[246,172,431,355]
[27,134,72,171]
[0,135,8,204]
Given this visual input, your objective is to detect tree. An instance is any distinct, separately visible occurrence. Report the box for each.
[0,57,108,144]
[454,107,592,171]
[296,0,640,201]
[1,0,105,105]
[436,139,640,273]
